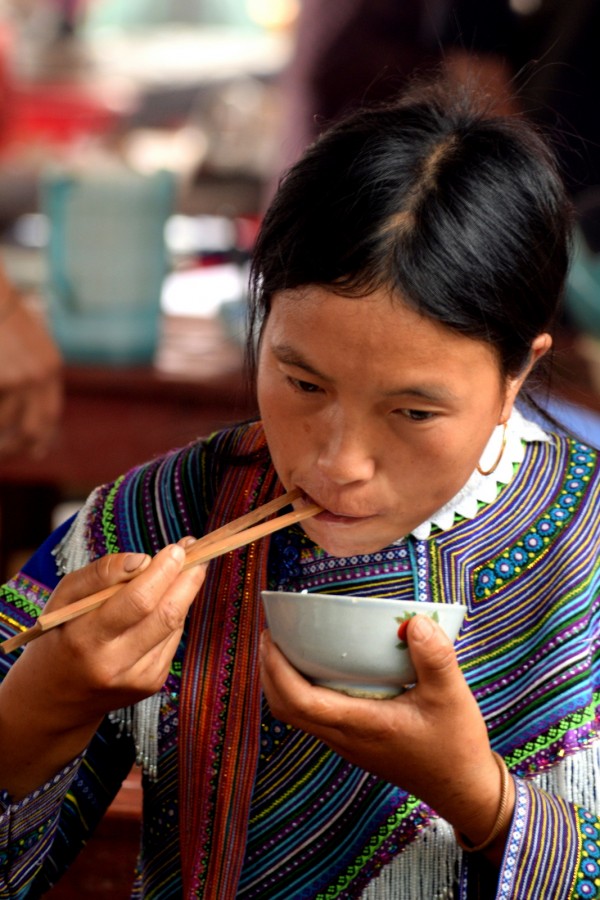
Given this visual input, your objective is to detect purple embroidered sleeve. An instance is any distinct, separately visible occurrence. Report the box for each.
[0,756,81,897]
[497,775,599,899]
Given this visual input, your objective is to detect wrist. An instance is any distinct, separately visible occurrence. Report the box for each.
[453,751,514,857]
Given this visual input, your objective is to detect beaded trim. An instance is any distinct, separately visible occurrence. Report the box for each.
[108,693,162,781]
[410,408,548,539]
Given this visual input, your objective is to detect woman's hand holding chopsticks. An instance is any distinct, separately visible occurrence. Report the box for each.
[1,489,318,654]
[0,490,320,800]
[0,543,206,801]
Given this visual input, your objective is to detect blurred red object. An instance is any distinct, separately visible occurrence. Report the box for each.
[0,22,118,156]
[8,82,119,147]
[0,25,15,152]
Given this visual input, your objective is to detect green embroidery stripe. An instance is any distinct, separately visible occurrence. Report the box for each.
[101,475,125,555]
[505,693,600,772]
[316,795,424,899]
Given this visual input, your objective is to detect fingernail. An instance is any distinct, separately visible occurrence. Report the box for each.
[124,553,150,573]
[411,615,434,642]
[178,536,197,549]
[170,544,185,563]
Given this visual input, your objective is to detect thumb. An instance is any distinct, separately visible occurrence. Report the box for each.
[406,613,460,690]
[46,552,152,612]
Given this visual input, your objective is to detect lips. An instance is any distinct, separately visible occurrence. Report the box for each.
[298,489,375,521]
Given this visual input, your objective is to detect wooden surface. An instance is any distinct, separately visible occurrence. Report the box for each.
[0,363,256,492]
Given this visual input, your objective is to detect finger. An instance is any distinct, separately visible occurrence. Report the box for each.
[47,552,152,612]
[405,614,462,694]
[260,630,363,733]
[260,629,317,721]
[94,560,205,678]
[95,545,204,643]
[121,574,203,689]
[125,558,206,651]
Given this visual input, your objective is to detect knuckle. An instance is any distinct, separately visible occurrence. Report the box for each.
[158,599,188,634]
[125,581,155,617]
[431,642,458,674]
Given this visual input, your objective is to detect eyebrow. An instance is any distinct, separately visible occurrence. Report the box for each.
[393,385,458,403]
[271,343,458,404]
[271,343,329,380]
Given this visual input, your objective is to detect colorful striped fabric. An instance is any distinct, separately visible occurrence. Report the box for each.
[0,421,599,899]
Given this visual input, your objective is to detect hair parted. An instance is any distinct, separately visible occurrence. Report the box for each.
[248,78,572,384]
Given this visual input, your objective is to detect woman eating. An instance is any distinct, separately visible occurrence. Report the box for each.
[0,79,597,898]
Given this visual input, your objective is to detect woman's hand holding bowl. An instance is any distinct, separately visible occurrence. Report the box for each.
[260,613,515,867]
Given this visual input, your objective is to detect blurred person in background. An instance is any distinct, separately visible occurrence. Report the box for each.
[275,0,600,200]
[447,0,600,200]
[273,0,517,184]
[0,7,64,461]
[0,261,62,459]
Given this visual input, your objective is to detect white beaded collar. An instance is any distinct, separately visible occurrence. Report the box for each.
[408,408,550,540]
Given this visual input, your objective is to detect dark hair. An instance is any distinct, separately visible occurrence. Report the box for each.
[248,80,572,390]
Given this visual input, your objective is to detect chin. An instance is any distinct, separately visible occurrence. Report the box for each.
[300,521,396,558]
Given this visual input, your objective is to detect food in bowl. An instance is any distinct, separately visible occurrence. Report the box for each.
[261,591,467,698]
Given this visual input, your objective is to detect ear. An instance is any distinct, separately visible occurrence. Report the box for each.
[499,333,552,423]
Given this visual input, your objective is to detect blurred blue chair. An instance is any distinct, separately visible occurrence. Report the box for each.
[41,167,175,365]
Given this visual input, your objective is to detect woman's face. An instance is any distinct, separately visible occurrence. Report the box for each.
[257,285,546,556]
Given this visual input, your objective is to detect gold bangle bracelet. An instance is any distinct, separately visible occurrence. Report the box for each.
[454,751,511,853]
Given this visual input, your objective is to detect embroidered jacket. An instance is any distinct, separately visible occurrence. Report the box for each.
[0,421,599,899]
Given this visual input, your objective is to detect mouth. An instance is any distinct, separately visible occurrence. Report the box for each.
[298,490,377,525]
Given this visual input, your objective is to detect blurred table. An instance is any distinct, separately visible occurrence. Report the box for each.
[0,362,257,578]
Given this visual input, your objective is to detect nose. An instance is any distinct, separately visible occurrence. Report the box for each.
[316,414,376,485]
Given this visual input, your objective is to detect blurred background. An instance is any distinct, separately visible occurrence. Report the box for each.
[0,0,298,593]
[2,2,600,383]
[0,0,296,363]
[2,3,600,893]
[2,2,600,379]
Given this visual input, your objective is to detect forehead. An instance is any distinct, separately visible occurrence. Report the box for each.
[267,285,496,359]
[264,285,502,391]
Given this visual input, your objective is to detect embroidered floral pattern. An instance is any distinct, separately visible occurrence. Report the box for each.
[474,443,595,599]
[575,810,600,898]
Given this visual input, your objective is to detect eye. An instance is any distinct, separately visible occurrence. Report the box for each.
[288,376,322,394]
[396,408,436,421]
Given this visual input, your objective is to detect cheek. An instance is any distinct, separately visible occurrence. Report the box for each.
[256,375,283,424]
[401,423,489,494]
[260,395,294,434]
[258,383,305,461]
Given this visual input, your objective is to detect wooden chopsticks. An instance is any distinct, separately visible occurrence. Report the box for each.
[0,489,320,655]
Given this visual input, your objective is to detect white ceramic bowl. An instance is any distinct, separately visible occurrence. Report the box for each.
[261,591,467,698]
